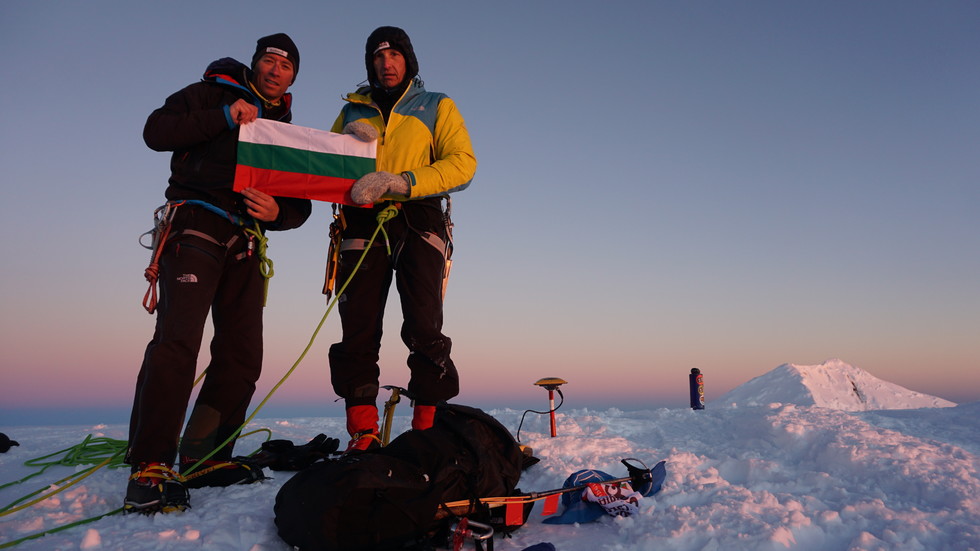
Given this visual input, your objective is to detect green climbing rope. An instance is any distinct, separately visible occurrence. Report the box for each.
[183,204,399,474]
[0,205,400,549]
[0,436,128,549]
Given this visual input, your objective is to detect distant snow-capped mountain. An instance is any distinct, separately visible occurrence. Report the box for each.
[718,358,956,411]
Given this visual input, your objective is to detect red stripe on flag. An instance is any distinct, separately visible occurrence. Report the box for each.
[505,501,524,526]
[541,494,560,516]
[234,165,361,206]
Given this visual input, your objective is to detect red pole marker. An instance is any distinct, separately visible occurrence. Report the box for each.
[534,377,567,437]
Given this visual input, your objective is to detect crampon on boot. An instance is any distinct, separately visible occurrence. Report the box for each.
[124,462,190,515]
[180,456,267,489]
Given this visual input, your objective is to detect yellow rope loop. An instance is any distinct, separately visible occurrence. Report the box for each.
[244,222,273,306]
[245,223,274,279]
[376,203,400,224]
[375,203,400,255]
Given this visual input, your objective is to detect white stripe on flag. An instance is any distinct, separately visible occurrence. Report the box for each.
[239,119,376,159]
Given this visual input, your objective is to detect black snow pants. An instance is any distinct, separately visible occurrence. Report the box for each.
[328,200,459,407]
[127,204,264,465]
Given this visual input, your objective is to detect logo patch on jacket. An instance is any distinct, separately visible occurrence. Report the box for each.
[176,274,199,283]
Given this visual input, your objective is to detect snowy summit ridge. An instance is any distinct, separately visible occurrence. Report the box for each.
[717,358,956,411]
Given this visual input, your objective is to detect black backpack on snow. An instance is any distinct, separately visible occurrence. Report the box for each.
[274,403,526,551]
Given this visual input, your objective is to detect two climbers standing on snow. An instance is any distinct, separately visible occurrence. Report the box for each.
[327,26,477,452]
[127,25,476,514]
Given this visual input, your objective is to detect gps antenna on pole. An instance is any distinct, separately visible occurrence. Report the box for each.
[534,377,567,437]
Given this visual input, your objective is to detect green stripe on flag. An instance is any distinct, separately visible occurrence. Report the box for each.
[238,142,375,180]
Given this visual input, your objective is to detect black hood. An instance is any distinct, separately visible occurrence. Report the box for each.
[203,57,250,86]
[364,26,419,90]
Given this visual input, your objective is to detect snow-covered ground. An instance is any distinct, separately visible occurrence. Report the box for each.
[2,360,978,551]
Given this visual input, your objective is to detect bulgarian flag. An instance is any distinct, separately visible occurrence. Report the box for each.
[234,118,376,206]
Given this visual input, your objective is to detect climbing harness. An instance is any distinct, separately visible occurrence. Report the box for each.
[139,199,274,313]
[322,198,454,301]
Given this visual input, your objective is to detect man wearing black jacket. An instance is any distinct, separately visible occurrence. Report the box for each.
[125,33,311,514]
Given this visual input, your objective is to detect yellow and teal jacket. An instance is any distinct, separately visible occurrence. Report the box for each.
[331,78,476,201]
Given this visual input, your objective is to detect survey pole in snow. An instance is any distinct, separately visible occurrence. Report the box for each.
[535,377,567,437]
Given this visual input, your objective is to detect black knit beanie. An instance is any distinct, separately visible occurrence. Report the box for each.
[364,26,418,89]
[252,33,300,82]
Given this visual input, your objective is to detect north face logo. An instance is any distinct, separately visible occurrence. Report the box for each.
[176,274,199,283]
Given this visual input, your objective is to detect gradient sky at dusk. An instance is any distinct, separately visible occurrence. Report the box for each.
[2,1,978,426]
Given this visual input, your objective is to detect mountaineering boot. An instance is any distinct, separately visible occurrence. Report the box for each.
[345,404,382,453]
[179,456,267,489]
[412,404,437,431]
[124,462,190,514]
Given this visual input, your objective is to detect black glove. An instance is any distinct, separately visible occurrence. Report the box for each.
[246,434,340,471]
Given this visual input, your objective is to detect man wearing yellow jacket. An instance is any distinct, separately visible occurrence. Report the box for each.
[328,26,477,451]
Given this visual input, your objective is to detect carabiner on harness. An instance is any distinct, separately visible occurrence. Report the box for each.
[322,204,346,301]
[140,201,185,314]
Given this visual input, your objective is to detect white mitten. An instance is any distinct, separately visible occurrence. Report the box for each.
[342,121,379,142]
[350,171,410,204]
[582,482,642,518]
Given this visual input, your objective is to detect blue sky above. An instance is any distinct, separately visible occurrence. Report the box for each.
[1,1,978,426]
